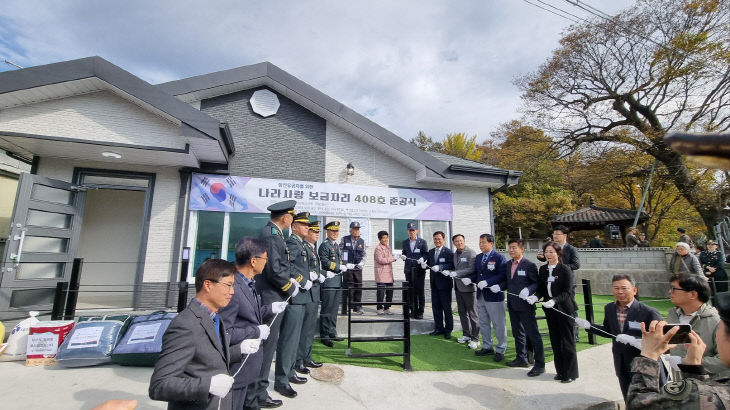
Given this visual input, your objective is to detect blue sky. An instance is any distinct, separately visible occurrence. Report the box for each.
[0,0,633,143]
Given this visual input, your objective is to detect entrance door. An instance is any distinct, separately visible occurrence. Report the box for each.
[0,173,84,317]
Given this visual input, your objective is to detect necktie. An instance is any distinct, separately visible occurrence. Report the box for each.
[213,314,222,345]
[434,248,440,261]
[249,280,259,304]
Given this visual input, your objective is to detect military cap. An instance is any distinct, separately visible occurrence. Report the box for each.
[707,239,718,245]
[407,221,418,230]
[267,200,296,215]
[713,292,730,322]
[293,211,310,224]
[325,221,340,231]
[350,221,361,229]
[309,220,321,232]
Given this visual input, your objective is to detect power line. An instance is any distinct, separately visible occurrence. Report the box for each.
[522,0,580,23]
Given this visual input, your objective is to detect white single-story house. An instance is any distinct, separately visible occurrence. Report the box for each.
[0,57,520,317]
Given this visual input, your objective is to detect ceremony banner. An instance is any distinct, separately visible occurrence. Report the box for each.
[189,174,453,221]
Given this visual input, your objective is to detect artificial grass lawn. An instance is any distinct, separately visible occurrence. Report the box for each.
[311,294,676,372]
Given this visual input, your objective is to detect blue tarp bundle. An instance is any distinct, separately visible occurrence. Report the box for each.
[56,315,132,368]
[112,311,177,366]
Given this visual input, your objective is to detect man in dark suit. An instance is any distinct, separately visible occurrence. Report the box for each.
[250,200,303,409]
[505,238,545,377]
[472,233,509,362]
[150,259,240,410]
[575,273,662,400]
[318,221,348,347]
[426,231,455,338]
[399,221,429,319]
[274,212,314,398]
[219,238,288,410]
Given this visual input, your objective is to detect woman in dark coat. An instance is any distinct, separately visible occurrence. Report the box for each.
[533,241,579,383]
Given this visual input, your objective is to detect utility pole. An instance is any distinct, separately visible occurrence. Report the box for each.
[4,59,23,69]
[633,159,658,227]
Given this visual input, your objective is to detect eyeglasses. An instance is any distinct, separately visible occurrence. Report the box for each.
[669,287,687,293]
[253,256,268,261]
[208,279,234,289]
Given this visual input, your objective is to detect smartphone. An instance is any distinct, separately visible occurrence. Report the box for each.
[663,324,691,344]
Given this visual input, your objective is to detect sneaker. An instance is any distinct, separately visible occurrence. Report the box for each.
[457,336,469,343]
[384,309,394,315]
[467,340,479,350]
[377,309,384,315]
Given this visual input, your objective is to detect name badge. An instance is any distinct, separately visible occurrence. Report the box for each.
[415,249,421,253]
[301,250,306,256]
[517,270,526,276]
[346,242,351,247]
[487,261,495,271]
[547,276,556,283]
[460,257,467,262]
[628,321,641,330]
[343,251,349,261]
[439,257,445,263]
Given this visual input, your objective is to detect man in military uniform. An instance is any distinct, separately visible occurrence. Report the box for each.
[248,200,303,410]
[701,240,728,293]
[274,212,313,399]
[340,221,367,315]
[295,220,325,374]
[319,221,348,347]
[626,290,730,409]
[626,226,641,248]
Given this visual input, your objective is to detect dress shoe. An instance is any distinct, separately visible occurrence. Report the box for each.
[332,336,345,342]
[258,395,283,408]
[295,364,310,374]
[289,374,307,384]
[444,332,452,340]
[353,309,364,315]
[274,385,297,398]
[475,348,494,356]
[506,359,529,368]
[527,366,545,377]
[554,374,563,380]
[493,352,504,362]
[429,330,445,336]
[561,378,575,384]
[527,351,535,365]
[304,360,323,368]
[321,339,334,347]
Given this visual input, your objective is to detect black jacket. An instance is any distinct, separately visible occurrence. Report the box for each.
[427,246,455,290]
[535,263,578,313]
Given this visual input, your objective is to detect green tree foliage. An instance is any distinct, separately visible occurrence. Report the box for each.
[409,130,443,152]
[516,0,730,235]
[442,132,482,162]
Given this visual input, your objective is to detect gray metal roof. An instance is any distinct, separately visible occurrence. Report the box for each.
[158,62,521,188]
[0,57,233,156]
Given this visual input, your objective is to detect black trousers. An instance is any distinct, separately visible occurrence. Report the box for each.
[544,308,578,379]
[376,282,393,310]
[341,268,363,313]
[431,285,453,332]
[405,271,425,316]
[508,308,545,367]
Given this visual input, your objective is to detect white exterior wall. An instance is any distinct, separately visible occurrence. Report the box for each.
[0,91,184,150]
[36,157,181,283]
[325,123,491,281]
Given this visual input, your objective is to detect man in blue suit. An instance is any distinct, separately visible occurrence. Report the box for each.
[505,238,545,377]
[426,231,455,338]
[219,238,288,410]
[472,234,509,362]
[399,222,429,319]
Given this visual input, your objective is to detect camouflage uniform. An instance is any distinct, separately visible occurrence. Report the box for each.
[627,355,730,409]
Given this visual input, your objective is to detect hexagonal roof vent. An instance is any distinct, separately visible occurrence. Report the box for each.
[249,89,280,117]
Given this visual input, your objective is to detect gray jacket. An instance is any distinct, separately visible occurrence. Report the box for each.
[452,246,477,292]
[670,253,703,276]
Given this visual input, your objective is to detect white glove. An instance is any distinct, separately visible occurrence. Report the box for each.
[665,355,682,371]
[449,271,457,278]
[477,280,487,290]
[526,295,538,305]
[326,271,335,279]
[542,299,555,309]
[318,275,326,283]
[346,263,356,270]
[518,288,530,300]
[399,254,407,261]
[441,270,450,277]
[257,324,271,340]
[460,277,472,286]
[209,374,234,398]
[340,264,348,273]
[489,284,501,293]
[309,271,318,281]
[303,281,313,291]
[357,261,364,269]
[271,301,288,314]
[431,265,440,272]
[289,278,301,297]
[616,334,642,350]
[420,262,428,269]
[291,286,300,297]
[240,338,261,355]
[574,317,591,330]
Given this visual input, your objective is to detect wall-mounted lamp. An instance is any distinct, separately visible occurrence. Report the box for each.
[346,163,355,176]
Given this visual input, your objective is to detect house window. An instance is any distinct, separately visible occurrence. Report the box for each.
[227,213,271,263]
[391,219,451,251]
[192,211,225,275]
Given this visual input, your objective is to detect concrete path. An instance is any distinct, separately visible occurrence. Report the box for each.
[0,343,623,410]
